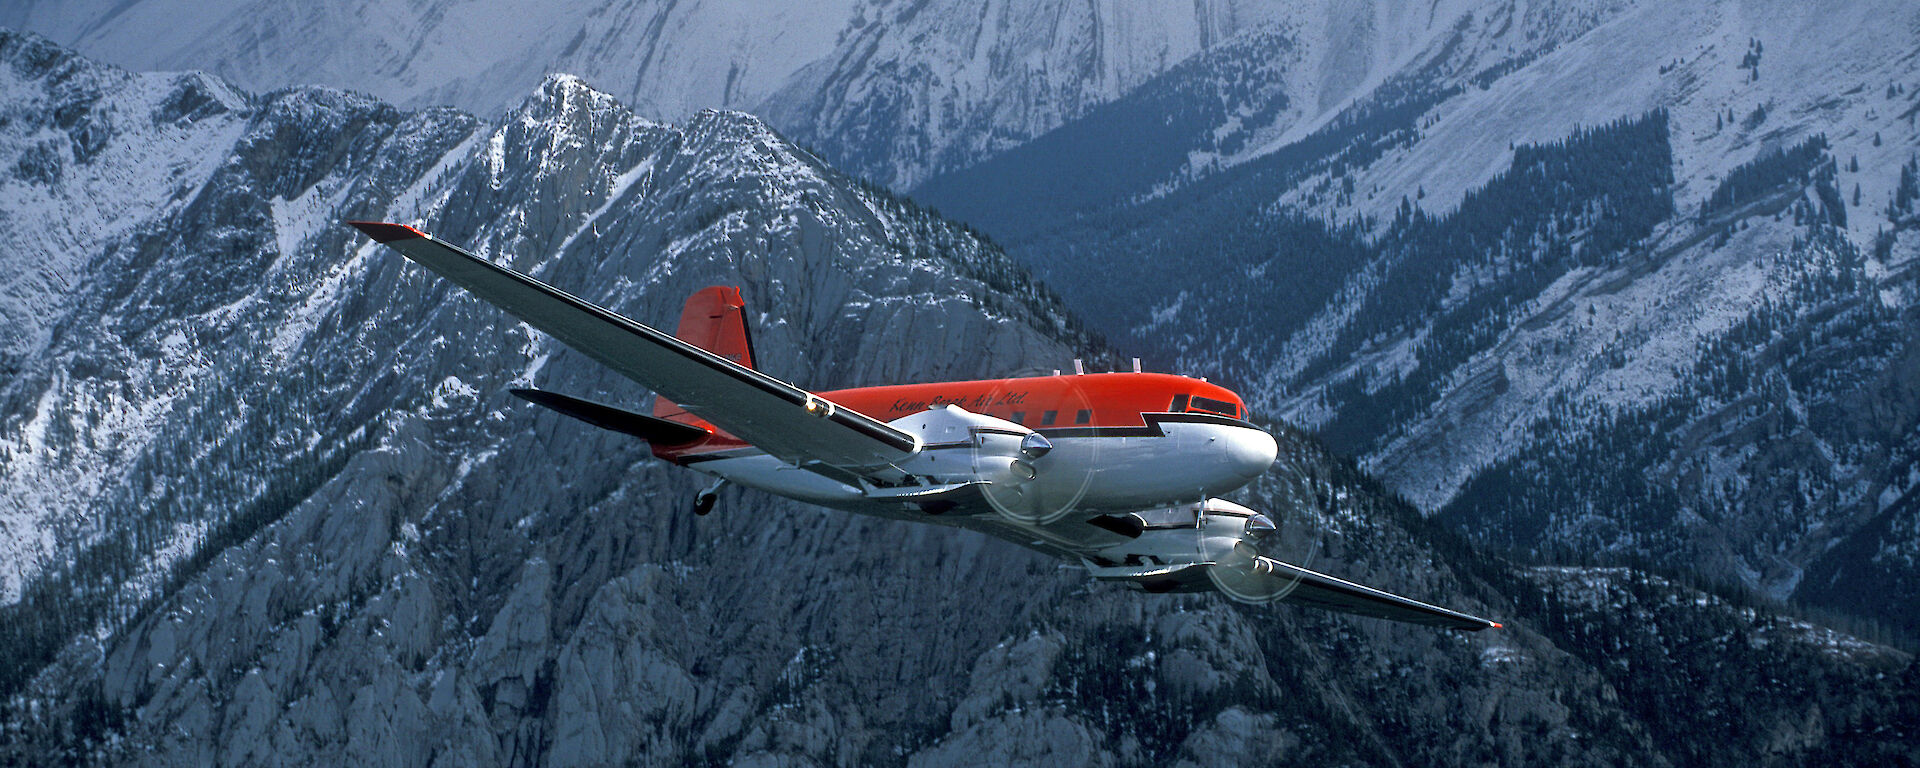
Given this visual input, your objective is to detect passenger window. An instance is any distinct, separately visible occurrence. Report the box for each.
[1011,411,1026,424]
[1075,409,1091,425]
[1041,410,1057,426]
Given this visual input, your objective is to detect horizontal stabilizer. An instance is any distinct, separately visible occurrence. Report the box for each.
[510,388,709,445]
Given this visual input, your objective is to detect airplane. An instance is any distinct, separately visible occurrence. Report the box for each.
[348,221,1501,632]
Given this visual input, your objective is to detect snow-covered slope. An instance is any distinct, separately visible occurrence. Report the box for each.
[1285,0,1919,242]
[0,35,252,602]
[1243,0,1920,607]
[0,0,856,122]
[758,0,1293,187]
[3,0,1290,187]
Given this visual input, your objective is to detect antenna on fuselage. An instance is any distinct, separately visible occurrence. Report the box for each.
[1131,357,1141,373]
[1072,359,1085,375]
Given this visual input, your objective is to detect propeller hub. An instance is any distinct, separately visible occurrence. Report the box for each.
[1020,432,1053,459]
[1243,513,1277,541]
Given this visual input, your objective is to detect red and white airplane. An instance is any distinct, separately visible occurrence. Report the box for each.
[350,221,1499,631]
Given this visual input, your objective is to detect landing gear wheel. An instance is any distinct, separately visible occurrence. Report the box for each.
[693,479,726,516]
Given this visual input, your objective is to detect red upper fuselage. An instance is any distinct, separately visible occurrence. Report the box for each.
[652,372,1249,462]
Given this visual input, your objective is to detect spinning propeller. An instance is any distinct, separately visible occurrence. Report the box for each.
[971,371,1102,525]
[1196,499,1309,603]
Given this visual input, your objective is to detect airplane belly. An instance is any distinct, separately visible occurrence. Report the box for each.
[688,453,865,506]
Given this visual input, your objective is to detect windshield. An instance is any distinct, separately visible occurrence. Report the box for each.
[1186,395,1239,418]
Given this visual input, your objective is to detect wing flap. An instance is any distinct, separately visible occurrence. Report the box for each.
[349,222,917,469]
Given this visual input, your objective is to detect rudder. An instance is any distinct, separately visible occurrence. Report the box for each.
[674,286,756,369]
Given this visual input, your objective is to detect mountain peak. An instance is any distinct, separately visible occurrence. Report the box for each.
[0,27,87,77]
[682,108,793,153]
[513,72,643,126]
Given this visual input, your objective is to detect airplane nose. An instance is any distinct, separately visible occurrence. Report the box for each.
[1227,427,1279,479]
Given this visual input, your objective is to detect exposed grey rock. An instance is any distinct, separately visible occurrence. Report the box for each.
[1167,707,1293,768]
[908,708,1113,768]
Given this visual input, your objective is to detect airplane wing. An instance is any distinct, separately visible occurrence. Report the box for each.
[347,222,917,470]
[1086,549,1499,631]
[1257,556,1500,631]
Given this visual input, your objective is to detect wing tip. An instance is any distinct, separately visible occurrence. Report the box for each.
[347,220,427,243]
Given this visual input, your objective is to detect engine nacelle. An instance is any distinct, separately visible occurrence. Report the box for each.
[1084,498,1287,601]
[886,405,1090,523]
[889,404,1037,487]
[1194,498,1276,562]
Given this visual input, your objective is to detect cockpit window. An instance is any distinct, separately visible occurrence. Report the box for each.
[1168,394,1189,413]
[1187,396,1240,418]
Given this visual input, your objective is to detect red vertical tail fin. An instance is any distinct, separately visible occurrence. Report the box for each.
[653,286,756,421]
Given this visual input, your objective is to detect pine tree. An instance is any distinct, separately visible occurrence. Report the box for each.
[1893,156,1919,217]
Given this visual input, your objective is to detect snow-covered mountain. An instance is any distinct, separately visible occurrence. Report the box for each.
[0,0,859,121]
[912,0,1920,633]
[1,0,1296,187]
[4,30,1915,766]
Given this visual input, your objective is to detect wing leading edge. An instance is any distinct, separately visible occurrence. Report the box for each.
[1091,548,1499,631]
[1256,556,1501,631]
[347,221,917,470]
[1259,556,1497,633]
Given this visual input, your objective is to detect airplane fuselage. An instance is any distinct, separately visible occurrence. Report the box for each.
[653,372,1279,520]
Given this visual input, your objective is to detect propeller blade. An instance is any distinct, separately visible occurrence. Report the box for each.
[972,377,1101,525]
[1206,541,1295,603]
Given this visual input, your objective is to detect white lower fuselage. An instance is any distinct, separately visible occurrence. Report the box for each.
[681,408,1279,561]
